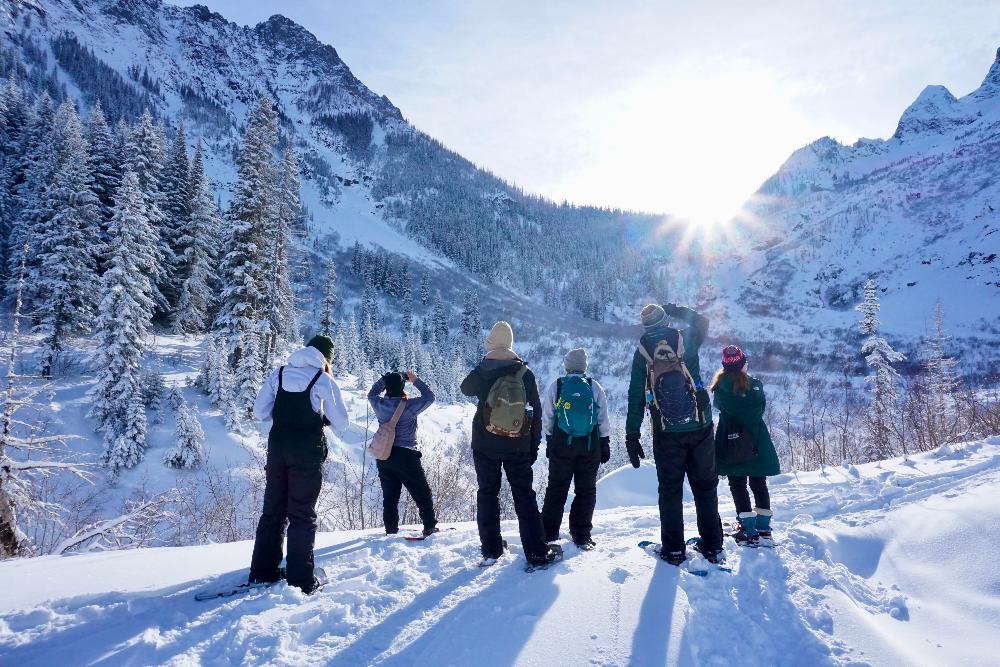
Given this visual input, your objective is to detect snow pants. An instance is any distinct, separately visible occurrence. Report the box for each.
[541,437,600,543]
[652,425,723,553]
[473,449,547,560]
[377,447,437,533]
[728,475,770,514]
[249,445,323,590]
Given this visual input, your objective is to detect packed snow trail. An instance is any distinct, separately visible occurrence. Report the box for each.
[1,439,998,666]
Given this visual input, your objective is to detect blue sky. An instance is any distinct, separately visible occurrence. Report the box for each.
[182,0,1000,222]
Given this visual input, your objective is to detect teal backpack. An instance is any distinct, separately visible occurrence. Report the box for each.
[555,375,597,441]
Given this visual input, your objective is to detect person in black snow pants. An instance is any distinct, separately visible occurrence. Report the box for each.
[540,347,611,550]
[249,335,349,593]
[625,304,724,566]
[368,370,438,536]
[461,321,561,568]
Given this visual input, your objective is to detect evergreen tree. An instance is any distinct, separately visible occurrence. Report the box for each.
[319,257,337,336]
[160,124,191,300]
[461,289,481,339]
[89,171,155,472]
[419,273,431,306]
[925,301,960,441]
[856,279,904,461]
[401,280,414,335]
[172,141,218,334]
[83,100,120,243]
[35,102,103,376]
[163,393,205,470]
[263,146,300,352]
[214,96,280,416]
[6,93,56,305]
[125,109,171,314]
[0,77,29,262]
[432,294,448,349]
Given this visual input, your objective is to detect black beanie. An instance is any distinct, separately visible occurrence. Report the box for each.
[384,372,405,397]
[307,335,335,362]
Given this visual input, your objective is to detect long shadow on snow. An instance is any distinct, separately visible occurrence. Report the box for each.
[630,559,679,666]
[669,549,838,666]
[0,536,374,666]
[377,557,561,666]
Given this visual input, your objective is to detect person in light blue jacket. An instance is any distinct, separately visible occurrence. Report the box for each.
[368,370,438,536]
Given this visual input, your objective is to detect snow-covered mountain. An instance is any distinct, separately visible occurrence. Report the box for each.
[2,437,997,665]
[2,0,999,369]
[721,53,1000,371]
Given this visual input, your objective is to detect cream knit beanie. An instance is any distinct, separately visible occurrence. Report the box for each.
[486,321,514,352]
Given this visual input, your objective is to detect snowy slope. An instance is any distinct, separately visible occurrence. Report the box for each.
[2,438,997,666]
[712,51,1000,367]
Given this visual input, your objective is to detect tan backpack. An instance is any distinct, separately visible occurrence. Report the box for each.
[368,400,406,461]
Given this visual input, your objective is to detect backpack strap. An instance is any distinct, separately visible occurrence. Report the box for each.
[387,399,406,427]
[278,366,285,389]
[306,370,323,392]
[636,343,653,365]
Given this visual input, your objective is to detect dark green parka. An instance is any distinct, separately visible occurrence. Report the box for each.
[713,373,780,477]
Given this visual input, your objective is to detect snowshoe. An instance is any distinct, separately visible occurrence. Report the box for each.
[688,537,725,564]
[403,527,454,541]
[524,544,564,573]
[757,530,774,548]
[637,541,731,576]
[574,538,597,551]
[727,522,760,548]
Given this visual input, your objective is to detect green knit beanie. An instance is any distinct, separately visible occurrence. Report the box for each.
[307,335,335,362]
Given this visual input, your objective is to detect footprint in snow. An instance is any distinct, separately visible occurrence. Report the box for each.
[608,567,630,584]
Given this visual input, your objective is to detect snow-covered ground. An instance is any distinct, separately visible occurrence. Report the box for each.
[1,438,997,666]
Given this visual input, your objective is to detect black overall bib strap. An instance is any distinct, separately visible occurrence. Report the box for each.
[305,370,323,392]
[278,366,284,389]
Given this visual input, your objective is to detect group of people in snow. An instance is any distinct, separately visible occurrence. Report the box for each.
[246,303,778,592]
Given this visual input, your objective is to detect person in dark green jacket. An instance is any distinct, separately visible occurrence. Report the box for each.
[625,303,723,565]
[711,345,780,547]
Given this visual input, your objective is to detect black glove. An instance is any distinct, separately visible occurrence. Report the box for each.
[545,435,553,459]
[696,388,711,417]
[531,444,539,464]
[599,436,611,464]
[625,434,645,468]
[663,302,680,316]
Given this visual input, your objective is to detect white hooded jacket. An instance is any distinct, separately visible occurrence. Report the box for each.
[253,346,349,431]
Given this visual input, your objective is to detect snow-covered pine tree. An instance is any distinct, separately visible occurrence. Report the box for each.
[89,170,156,473]
[160,124,191,306]
[432,294,448,350]
[6,92,56,306]
[343,312,362,378]
[419,273,431,306]
[856,279,905,461]
[401,280,414,335]
[172,141,219,334]
[319,257,337,336]
[460,288,481,356]
[163,393,205,470]
[214,95,281,417]
[83,100,120,247]
[924,300,960,446]
[35,102,103,377]
[0,77,30,268]
[124,109,171,314]
[263,146,300,353]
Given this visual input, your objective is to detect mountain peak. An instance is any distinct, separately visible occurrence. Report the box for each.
[893,84,974,140]
[252,13,344,69]
[971,46,1000,100]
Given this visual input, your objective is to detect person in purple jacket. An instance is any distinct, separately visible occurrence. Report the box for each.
[368,370,439,536]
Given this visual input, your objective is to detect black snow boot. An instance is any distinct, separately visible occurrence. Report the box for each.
[661,548,687,566]
[574,538,596,551]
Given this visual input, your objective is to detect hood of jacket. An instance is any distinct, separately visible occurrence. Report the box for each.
[477,357,526,383]
[286,346,327,370]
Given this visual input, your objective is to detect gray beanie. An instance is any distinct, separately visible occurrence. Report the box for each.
[563,348,588,374]
[640,304,667,330]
